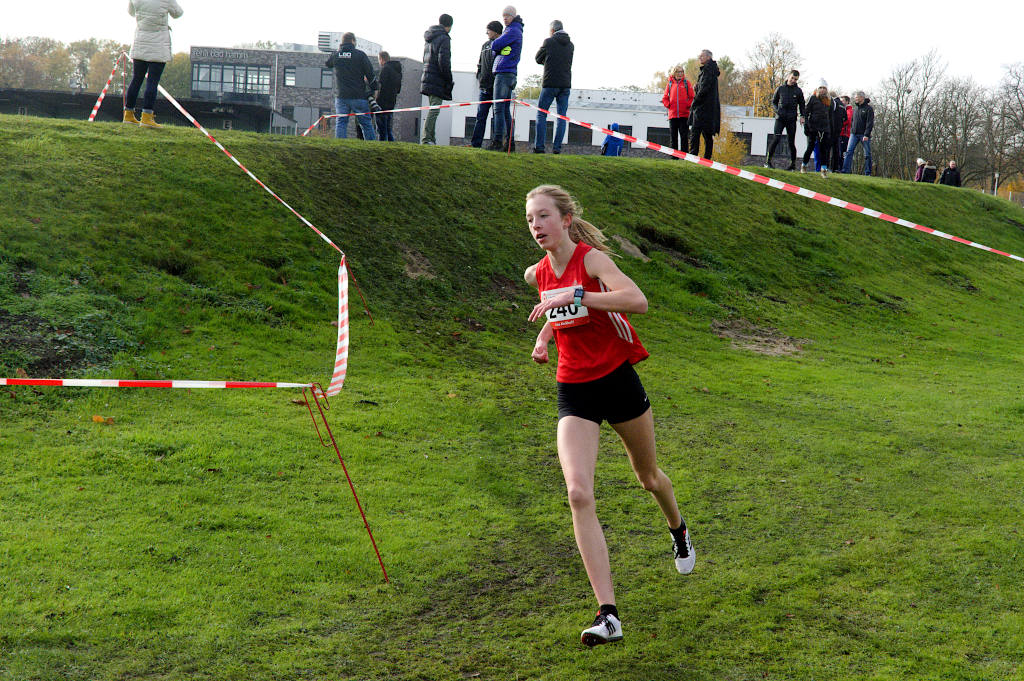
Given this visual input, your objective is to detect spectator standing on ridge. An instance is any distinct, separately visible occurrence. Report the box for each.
[421,13,454,145]
[661,64,694,153]
[842,91,874,175]
[489,6,524,152]
[374,51,402,142]
[914,158,937,183]
[838,95,852,167]
[471,20,504,148]
[764,70,805,170]
[533,19,574,154]
[601,122,624,156]
[688,49,720,160]
[124,0,184,128]
[829,92,847,173]
[801,80,833,177]
[326,32,377,140]
[939,160,962,187]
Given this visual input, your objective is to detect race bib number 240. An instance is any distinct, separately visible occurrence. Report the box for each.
[542,286,590,329]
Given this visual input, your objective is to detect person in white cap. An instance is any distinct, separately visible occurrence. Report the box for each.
[800,79,834,177]
[124,0,184,128]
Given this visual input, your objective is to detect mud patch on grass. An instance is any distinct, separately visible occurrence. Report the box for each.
[712,319,811,356]
[399,245,435,279]
[488,273,520,300]
[611,235,651,262]
[0,309,87,375]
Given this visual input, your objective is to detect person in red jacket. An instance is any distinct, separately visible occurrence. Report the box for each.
[524,184,695,647]
[838,95,853,169]
[661,65,694,152]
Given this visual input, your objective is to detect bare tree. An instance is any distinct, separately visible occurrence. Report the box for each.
[745,33,801,116]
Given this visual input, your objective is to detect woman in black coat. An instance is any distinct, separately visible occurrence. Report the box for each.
[802,81,834,176]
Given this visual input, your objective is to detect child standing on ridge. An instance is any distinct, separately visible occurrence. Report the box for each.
[523,184,695,647]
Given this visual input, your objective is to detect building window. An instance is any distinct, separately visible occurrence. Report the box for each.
[321,69,333,89]
[767,133,790,157]
[281,106,295,120]
[568,124,591,145]
[464,117,477,138]
[646,127,671,146]
[616,125,633,150]
[223,120,233,130]
[528,120,554,143]
[192,63,271,98]
[284,67,296,87]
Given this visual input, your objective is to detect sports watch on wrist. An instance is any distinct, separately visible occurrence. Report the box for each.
[573,286,585,307]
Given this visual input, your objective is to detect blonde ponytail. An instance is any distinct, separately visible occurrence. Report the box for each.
[525,184,613,254]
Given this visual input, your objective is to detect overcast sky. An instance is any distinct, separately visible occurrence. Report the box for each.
[5,1,1022,93]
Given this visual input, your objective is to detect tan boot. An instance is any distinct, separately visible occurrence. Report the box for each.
[139,111,162,129]
[123,109,140,125]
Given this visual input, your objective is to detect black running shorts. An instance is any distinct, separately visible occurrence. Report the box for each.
[557,361,651,425]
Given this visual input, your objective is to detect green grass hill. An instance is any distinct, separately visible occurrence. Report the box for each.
[2,113,1023,680]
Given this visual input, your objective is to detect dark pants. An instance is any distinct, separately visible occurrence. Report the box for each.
[669,117,689,151]
[803,130,831,169]
[837,135,849,169]
[126,59,166,112]
[689,126,713,159]
[375,112,394,141]
[768,117,797,164]
[471,88,494,147]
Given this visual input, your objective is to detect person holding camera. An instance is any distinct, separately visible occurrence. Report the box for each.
[326,32,377,140]
[374,51,402,142]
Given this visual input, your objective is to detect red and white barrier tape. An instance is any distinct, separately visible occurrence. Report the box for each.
[301,98,512,136]
[325,257,349,397]
[515,100,1024,264]
[0,378,310,389]
[88,52,130,122]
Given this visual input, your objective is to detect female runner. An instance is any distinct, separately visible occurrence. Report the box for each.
[523,185,695,647]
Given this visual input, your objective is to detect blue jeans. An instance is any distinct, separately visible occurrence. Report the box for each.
[375,112,394,141]
[843,134,871,175]
[335,98,376,140]
[471,88,494,147]
[536,87,570,151]
[492,72,517,143]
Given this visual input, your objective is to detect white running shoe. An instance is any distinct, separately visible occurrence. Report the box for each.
[581,612,623,647]
[673,528,695,575]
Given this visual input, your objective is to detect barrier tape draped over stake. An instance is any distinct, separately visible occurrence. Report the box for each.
[88,51,129,122]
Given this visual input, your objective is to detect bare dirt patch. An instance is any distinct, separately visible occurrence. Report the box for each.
[399,245,435,280]
[611,235,651,262]
[0,309,87,375]
[712,319,811,356]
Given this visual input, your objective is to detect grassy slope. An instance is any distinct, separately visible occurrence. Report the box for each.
[1,113,1023,680]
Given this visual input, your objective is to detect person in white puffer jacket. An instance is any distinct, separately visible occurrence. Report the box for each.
[124,0,183,128]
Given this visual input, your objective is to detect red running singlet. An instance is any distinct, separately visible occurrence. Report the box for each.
[535,241,649,383]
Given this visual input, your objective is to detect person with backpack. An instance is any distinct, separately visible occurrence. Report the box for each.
[420,13,454,145]
[661,64,694,152]
[470,20,504,148]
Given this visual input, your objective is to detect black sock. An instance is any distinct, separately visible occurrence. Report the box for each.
[670,520,688,542]
[599,603,618,618]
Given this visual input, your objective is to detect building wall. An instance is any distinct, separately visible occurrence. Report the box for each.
[190,45,424,140]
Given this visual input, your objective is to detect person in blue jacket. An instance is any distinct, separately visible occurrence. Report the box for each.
[488,6,524,151]
[601,123,624,157]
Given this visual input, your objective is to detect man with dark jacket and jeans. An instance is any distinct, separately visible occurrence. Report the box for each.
[421,13,454,145]
[765,70,805,170]
[471,20,503,148]
[326,32,377,140]
[842,91,874,175]
[533,19,573,154]
[688,49,720,160]
[489,6,524,151]
[374,51,402,141]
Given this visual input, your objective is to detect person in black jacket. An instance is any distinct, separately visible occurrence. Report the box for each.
[373,51,402,142]
[471,20,503,148]
[688,49,720,160]
[801,81,833,176]
[829,93,847,175]
[421,13,454,145]
[326,32,377,140]
[533,19,574,154]
[765,70,805,170]
[939,160,962,187]
[842,91,874,174]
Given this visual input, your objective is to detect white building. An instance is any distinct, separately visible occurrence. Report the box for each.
[426,75,816,160]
